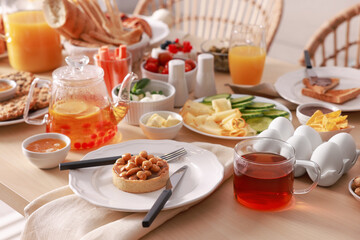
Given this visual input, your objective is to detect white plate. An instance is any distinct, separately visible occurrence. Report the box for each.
[142,16,169,46]
[182,94,292,140]
[0,107,48,126]
[274,67,360,112]
[69,139,224,212]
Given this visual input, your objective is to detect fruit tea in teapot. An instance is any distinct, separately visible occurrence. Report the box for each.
[24,56,136,150]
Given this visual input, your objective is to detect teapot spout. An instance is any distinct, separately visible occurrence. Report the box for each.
[117,72,138,102]
[112,72,138,123]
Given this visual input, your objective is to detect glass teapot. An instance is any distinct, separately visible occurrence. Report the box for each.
[24,55,136,150]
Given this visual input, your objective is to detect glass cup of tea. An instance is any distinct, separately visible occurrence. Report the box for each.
[228,24,266,85]
[233,137,321,211]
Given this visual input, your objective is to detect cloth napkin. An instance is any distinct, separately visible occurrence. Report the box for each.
[21,142,234,240]
[225,82,298,111]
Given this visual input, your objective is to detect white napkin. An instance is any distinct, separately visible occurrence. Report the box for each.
[21,142,234,240]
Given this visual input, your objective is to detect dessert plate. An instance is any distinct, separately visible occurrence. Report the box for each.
[182,94,292,140]
[69,139,224,212]
[274,66,360,111]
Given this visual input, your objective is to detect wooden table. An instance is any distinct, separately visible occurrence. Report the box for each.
[1,57,360,239]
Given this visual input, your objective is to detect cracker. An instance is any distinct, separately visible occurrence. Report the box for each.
[0,95,36,121]
[32,87,50,110]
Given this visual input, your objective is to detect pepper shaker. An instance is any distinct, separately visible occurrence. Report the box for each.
[194,53,217,98]
[168,59,189,107]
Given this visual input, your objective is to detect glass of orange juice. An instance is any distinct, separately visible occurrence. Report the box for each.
[229,24,266,85]
[2,0,62,73]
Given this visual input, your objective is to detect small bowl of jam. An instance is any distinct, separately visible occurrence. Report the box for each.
[0,79,16,102]
[22,133,71,169]
[296,102,340,125]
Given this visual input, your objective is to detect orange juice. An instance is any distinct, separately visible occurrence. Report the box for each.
[229,45,266,85]
[4,10,62,73]
[46,100,128,150]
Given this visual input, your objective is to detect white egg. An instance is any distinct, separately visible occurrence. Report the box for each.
[253,137,281,153]
[293,125,322,151]
[310,142,343,175]
[328,133,356,162]
[287,135,313,177]
[268,117,294,141]
[257,128,282,140]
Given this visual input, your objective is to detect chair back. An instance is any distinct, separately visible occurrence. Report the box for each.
[134,0,283,52]
[299,3,360,68]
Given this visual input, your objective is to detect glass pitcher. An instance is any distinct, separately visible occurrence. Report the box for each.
[1,0,62,72]
[24,55,137,150]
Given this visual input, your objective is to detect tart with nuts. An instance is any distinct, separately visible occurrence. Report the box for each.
[112,150,169,193]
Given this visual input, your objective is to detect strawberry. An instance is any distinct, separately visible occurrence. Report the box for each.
[185,63,192,72]
[161,68,169,74]
[146,57,159,66]
[158,52,173,66]
[144,62,158,73]
[185,59,196,69]
[158,66,164,73]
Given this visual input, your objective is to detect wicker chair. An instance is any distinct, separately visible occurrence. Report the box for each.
[133,0,283,52]
[299,3,360,68]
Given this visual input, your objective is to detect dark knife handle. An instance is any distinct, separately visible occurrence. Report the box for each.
[304,50,312,69]
[59,156,120,170]
[142,189,172,228]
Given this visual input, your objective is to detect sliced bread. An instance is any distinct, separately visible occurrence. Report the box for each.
[303,77,339,94]
[302,87,360,104]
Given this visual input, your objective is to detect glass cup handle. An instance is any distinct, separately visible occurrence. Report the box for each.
[293,160,321,195]
[23,78,51,125]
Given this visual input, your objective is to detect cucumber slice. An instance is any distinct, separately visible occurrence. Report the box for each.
[263,109,290,118]
[232,100,253,109]
[241,108,268,113]
[247,102,275,109]
[241,112,264,120]
[202,93,231,103]
[230,95,255,104]
[246,117,273,133]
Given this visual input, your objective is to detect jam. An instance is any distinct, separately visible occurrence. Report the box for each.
[26,138,67,153]
[0,81,12,92]
[300,106,332,116]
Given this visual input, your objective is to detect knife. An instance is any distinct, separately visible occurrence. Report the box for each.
[304,50,317,85]
[142,165,188,228]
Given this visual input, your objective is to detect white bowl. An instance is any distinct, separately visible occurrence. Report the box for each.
[318,125,355,141]
[296,102,340,125]
[349,178,360,202]
[112,79,175,125]
[140,60,197,93]
[0,79,16,101]
[22,133,71,169]
[139,111,183,139]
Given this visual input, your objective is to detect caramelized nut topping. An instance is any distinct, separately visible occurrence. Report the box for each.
[113,151,169,181]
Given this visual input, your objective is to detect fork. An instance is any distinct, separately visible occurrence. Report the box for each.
[59,147,187,170]
[160,147,187,162]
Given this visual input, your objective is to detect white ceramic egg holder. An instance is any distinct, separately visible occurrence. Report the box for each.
[258,117,360,187]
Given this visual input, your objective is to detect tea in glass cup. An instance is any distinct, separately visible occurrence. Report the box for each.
[228,24,266,85]
[233,137,321,211]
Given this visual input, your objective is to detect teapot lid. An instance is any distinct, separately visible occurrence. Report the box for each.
[52,55,103,82]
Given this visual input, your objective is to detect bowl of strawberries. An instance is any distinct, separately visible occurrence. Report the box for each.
[141,52,197,93]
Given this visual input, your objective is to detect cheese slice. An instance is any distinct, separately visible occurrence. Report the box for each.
[212,98,232,112]
[146,113,165,127]
[164,115,181,127]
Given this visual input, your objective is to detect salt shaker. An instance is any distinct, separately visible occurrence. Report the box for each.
[194,53,217,98]
[168,59,189,107]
